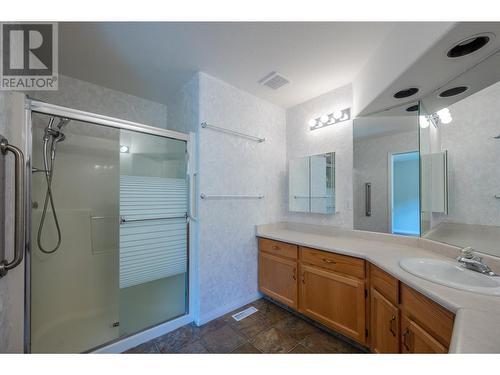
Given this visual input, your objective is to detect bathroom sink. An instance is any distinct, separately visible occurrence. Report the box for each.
[399,258,500,296]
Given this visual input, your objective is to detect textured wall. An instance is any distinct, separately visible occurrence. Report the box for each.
[167,74,199,134]
[28,75,168,129]
[197,73,286,323]
[353,129,419,233]
[285,84,354,228]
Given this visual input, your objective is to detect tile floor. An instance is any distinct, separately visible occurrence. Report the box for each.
[125,298,367,354]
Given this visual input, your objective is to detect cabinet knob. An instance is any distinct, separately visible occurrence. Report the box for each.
[301,271,306,284]
[292,267,296,280]
[272,245,279,250]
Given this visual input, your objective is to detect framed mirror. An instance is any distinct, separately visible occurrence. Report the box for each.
[289,152,335,214]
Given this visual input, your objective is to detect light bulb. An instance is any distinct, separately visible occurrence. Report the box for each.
[120,145,130,153]
[308,119,317,127]
[333,110,343,120]
[320,115,329,124]
[437,108,452,124]
[419,115,430,129]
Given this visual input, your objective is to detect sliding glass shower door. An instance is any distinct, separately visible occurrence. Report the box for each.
[30,112,188,353]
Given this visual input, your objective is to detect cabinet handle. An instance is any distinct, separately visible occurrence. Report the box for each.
[272,245,280,250]
[301,271,305,284]
[292,267,296,280]
[402,328,411,351]
[322,258,336,264]
[389,315,397,337]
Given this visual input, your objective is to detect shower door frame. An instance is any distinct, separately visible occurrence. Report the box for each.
[23,97,197,353]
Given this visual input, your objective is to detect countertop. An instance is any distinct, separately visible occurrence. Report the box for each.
[256,222,500,353]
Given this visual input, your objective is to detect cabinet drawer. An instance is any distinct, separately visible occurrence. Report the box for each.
[259,238,298,259]
[300,246,365,279]
[400,284,454,348]
[369,264,399,305]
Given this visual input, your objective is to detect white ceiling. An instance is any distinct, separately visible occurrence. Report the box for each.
[59,22,397,108]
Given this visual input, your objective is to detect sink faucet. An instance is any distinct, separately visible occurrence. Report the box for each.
[457,247,498,276]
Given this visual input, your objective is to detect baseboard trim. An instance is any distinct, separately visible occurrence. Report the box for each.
[195,292,262,326]
[93,314,194,354]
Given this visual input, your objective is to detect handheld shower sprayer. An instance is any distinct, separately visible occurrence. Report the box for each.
[36,116,71,254]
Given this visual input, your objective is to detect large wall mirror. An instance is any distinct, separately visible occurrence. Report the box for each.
[353,107,420,236]
[289,152,335,214]
[419,49,500,258]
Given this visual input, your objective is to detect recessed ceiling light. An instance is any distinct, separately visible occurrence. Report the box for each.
[438,86,468,98]
[393,87,419,99]
[406,104,419,112]
[447,35,490,58]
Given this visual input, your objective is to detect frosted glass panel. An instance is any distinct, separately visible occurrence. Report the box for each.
[118,130,188,337]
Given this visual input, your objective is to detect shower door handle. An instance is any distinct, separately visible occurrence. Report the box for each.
[0,136,25,278]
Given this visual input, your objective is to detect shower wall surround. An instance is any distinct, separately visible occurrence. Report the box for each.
[285,84,354,228]
[196,73,287,324]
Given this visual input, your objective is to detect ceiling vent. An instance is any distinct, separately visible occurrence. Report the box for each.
[259,71,290,90]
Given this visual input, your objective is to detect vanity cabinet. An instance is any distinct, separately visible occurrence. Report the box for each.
[298,247,366,343]
[400,284,454,353]
[298,263,366,343]
[369,265,400,353]
[258,239,298,308]
[257,237,455,353]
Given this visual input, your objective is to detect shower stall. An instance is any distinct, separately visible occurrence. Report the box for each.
[20,100,194,353]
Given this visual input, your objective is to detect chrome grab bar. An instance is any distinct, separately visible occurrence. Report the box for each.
[365,182,371,217]
[119,214,187,224]
[0,135,25,278]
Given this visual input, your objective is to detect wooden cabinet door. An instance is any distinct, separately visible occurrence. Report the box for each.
[258,252,297,308]
[401,315,447,353]
[299,263,366,343]
[370,288,399,353]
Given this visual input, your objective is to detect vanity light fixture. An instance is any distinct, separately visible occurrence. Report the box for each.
[419,115,430,129]
[309,108,351,131]
[421,108,452,129]
[120,145,130,153]
[436,108,452,124]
